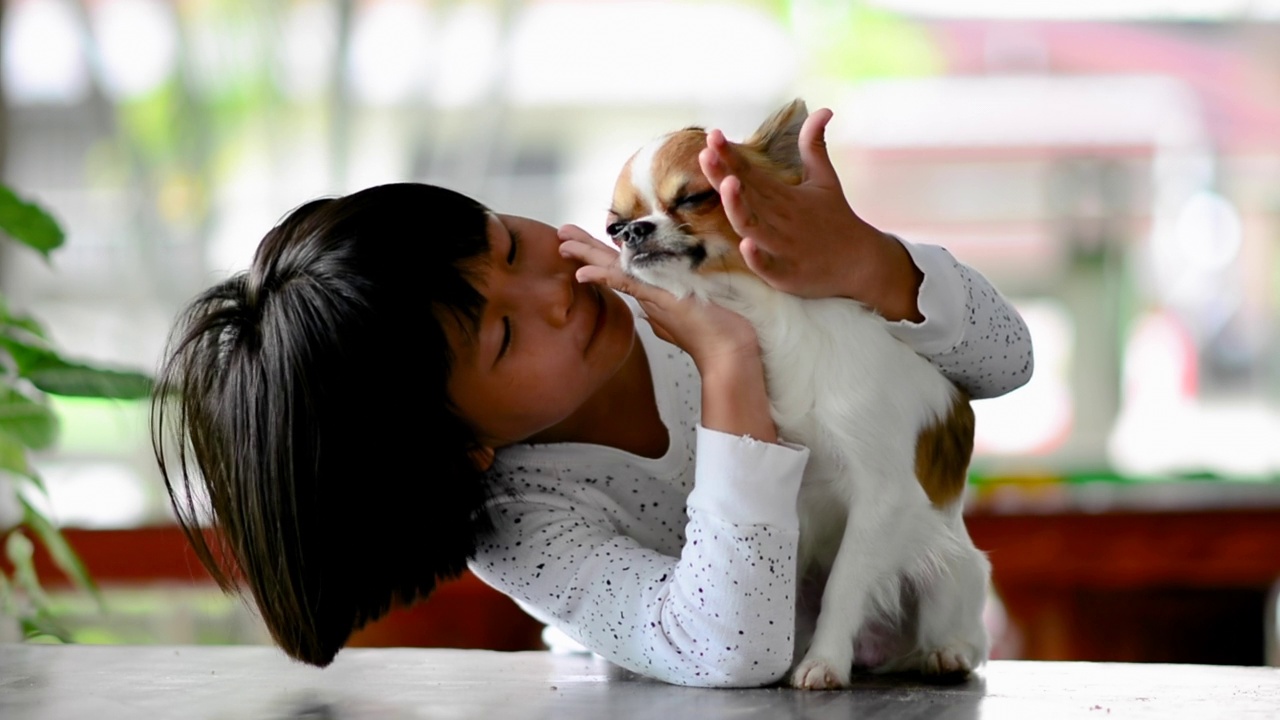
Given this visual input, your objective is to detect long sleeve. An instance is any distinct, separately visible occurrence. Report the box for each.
[883,239,1034,399]
[469,426,808,688]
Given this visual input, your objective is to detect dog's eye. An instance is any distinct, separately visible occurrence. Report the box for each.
[675,190,718,210]
[606,221,627,237]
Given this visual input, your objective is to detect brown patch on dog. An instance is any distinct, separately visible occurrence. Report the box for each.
[693,236,755,277]
[914,390,975,509]
[653,130,711,202]
[610,154,647,222]
[736,143,803,185]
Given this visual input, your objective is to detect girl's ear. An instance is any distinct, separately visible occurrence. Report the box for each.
[468,445,496,471]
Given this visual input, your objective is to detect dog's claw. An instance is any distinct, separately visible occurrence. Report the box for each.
[790,659,848,690]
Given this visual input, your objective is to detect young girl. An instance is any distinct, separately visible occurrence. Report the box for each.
[153,109,1032,687]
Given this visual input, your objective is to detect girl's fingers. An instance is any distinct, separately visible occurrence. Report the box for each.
[706,130,746,174]
[699,147,730,188]
[559,225,621,271]
[572,263,619,286]
[723,175,788,261]
[704,130,764,188]
[559,238,616,268]
[740,237,777,279]
[558,224,661,299]
[557,223,614,250]
[581,265,671,308]
[563,242,673,308]
[701,149,760,242]
[719,175,765,243]
[798,108,839,187]
[708,127,794,202]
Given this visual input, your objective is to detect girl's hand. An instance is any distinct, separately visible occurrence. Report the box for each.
[700,108,924,323]
[559,224,778,444]
[557,225,760,375]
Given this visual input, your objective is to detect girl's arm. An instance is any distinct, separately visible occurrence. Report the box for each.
[700,109,1033,399]
[560,226,779,443]
[469,426,806,687]
[881,240,1034,399]
[474,229,802,687]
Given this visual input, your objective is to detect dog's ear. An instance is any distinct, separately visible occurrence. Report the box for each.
[743,99,808,172]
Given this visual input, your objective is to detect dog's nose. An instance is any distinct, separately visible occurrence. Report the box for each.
[619,221,656,248]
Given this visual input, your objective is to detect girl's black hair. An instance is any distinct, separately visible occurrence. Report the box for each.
[152,183,494,666]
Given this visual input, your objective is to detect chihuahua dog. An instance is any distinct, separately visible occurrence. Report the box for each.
[607,100,990,689]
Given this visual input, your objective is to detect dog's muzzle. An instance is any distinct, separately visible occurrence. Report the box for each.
[616,220,656,249]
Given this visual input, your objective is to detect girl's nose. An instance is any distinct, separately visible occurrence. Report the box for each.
[545,269,574,327]
[520,254,574,328]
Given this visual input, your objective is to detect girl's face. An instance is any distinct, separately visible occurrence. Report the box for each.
[445,213,636,451]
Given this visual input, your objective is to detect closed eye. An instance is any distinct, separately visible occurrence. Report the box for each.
[497,316,512,361]
[675,189,718,210]
[507,228,520,265]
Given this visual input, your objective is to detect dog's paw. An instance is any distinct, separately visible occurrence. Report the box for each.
[921,646,976,677]
[790,658,849,690]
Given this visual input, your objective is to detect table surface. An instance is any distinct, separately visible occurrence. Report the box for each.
[2,646,1279,720]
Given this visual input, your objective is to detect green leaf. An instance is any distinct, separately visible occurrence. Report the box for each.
[28,363,153,400]
[0,385,58,450]
[0,331,56,374]
[4,531,76,642]
[17,467,48,497]
[0,184,64,258]
[0,333,57,371]
[5,530,50,610]
[0,316,49,345]
[9,313,48,338]
[20,614,71,643]
[19,496,100,602]
[0,429,36,480]
[0,439,48,497]
[0,297,48,341]
[0,334,151,399]
[0,569,14,615]
[9,316,48,340]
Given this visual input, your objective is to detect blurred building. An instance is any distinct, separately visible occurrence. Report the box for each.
[1,0,1278,662]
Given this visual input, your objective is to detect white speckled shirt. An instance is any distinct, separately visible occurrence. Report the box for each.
[468,241,1033,687]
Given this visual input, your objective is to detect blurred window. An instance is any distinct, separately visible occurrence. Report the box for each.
[3,1,1279,530]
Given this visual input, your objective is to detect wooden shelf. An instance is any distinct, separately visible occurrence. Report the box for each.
[10,496,1280,663]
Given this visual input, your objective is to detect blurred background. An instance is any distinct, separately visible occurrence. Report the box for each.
[1,0,1278,666]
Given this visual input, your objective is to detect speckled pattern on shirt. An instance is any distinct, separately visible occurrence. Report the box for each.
[471,323,804,687]
[467,247,1033,688]
[929,258,1034,399]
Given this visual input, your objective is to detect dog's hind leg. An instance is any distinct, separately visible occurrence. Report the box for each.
[906,519,990,677]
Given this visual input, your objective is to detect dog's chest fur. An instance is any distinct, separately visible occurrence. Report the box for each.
[663,272,962,572]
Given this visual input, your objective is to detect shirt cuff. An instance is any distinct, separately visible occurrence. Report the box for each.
[687,425,808,531]
[882,238,968,357]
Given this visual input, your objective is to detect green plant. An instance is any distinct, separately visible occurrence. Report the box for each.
[0,183,152,640]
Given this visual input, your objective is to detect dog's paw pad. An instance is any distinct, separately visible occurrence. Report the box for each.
[922,647,974,676]
[790,659,848,690]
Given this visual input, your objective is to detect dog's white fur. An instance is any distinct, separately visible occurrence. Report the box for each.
[610,101,991,689]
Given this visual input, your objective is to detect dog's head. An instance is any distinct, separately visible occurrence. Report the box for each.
[607,100,808,299]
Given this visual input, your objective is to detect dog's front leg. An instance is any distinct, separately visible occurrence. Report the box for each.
[790,521,894,690]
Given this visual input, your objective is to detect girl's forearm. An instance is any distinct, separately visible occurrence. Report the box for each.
[843,229,925,324]
[698,354,778,444]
